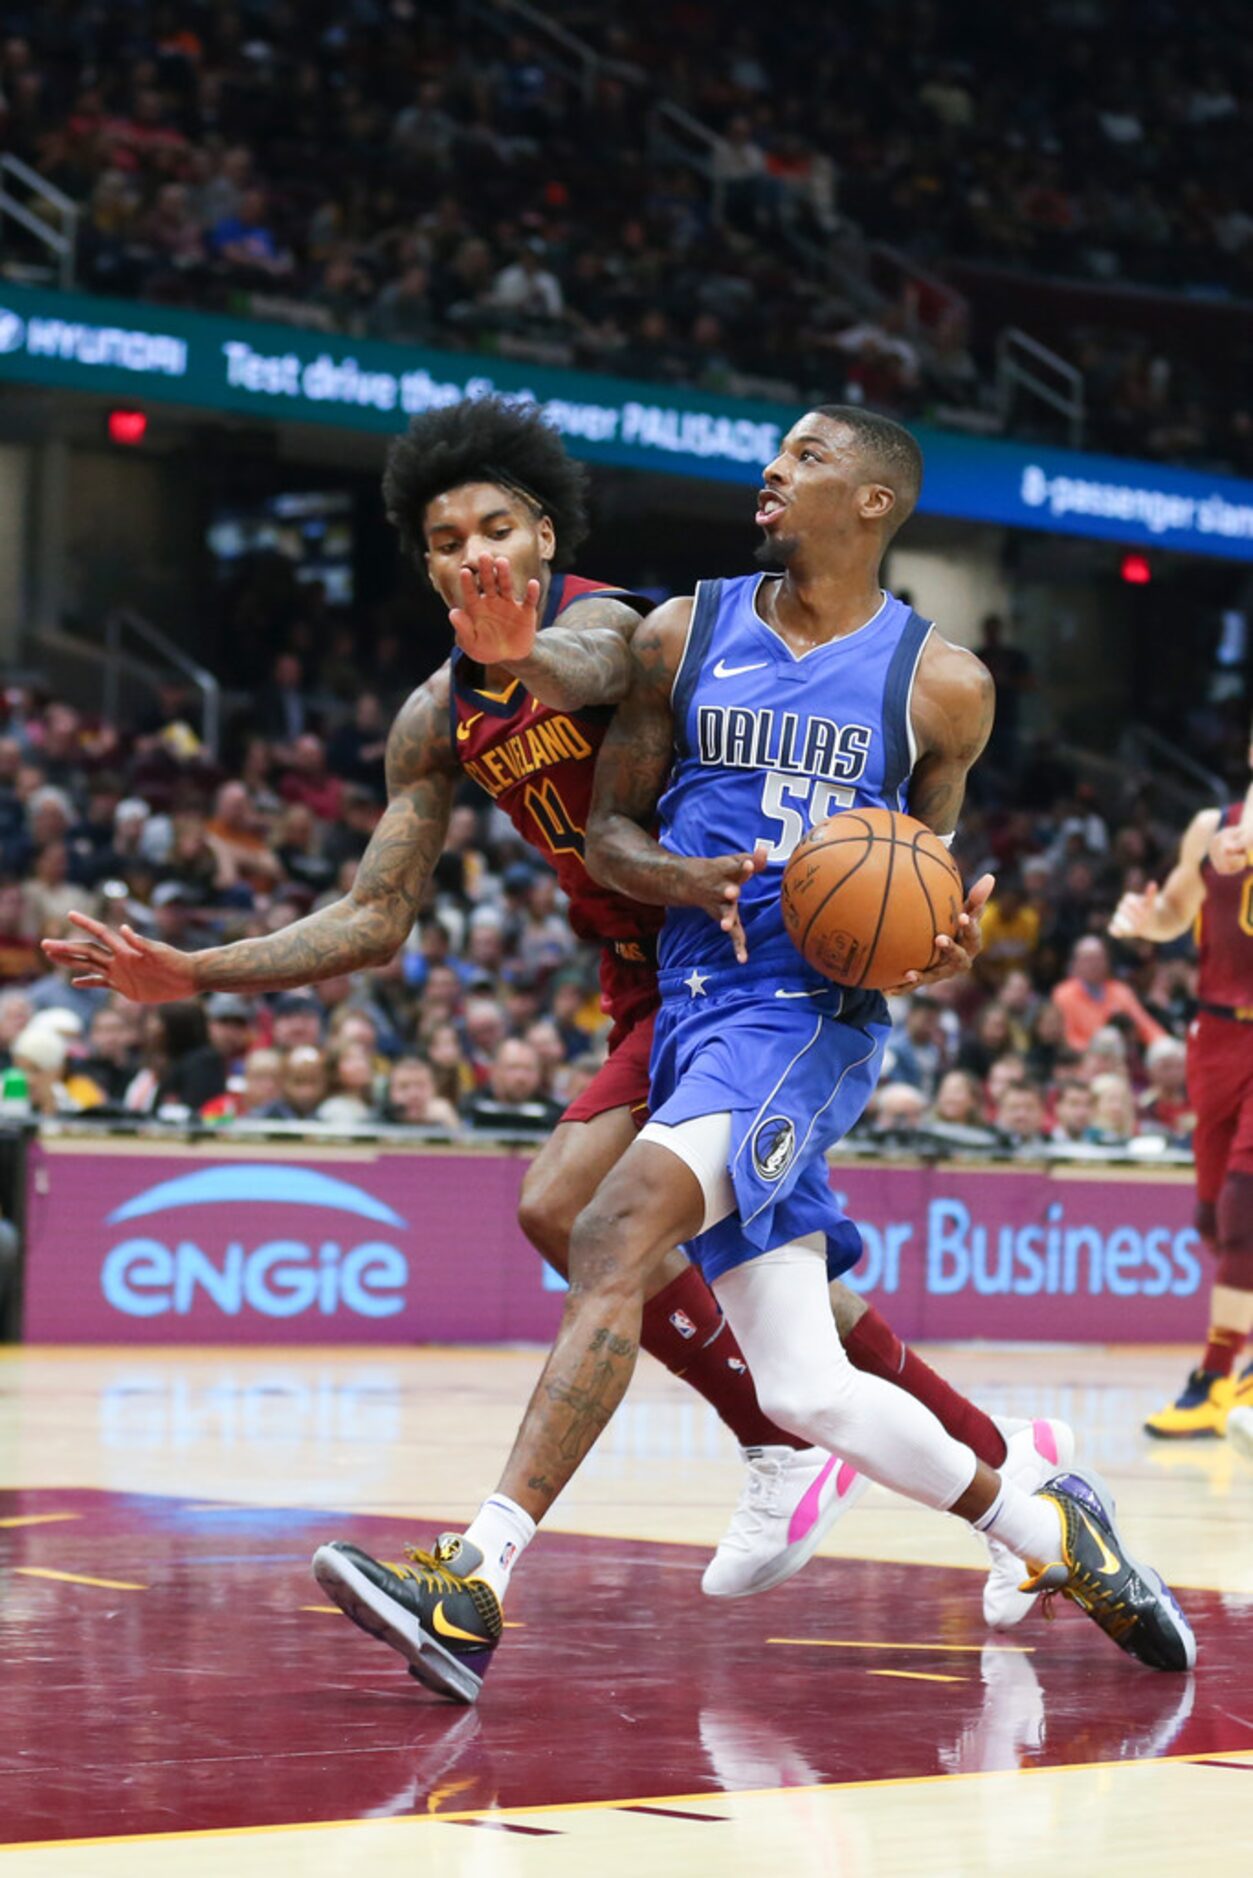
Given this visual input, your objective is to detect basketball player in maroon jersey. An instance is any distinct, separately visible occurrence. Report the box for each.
[46,397,1065,1605]
[1111,733,1253,1441]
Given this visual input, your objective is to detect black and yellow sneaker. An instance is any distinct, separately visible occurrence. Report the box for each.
[312,1533,502,1704]
[1143,1367,1235,1439]
[1021,1468,1196,1673]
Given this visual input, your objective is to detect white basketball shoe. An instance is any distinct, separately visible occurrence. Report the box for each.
[702,1445,870,1598]
[982,1416,1077,1629]
[1227,1403,1253,1462]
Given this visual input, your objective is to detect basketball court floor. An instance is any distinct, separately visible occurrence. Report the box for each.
[1,1340,1251,1875]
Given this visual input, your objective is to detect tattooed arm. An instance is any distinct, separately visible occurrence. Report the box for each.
[42,672,458,1001]
[448,552,643,709]
[585,599,767,962]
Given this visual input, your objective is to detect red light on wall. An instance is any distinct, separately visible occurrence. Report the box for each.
[107,409,148,446]
[1120,552,1151,585]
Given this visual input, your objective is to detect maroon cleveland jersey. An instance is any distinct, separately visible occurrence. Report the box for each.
[449,573,664,961]
[1197,801,1253,1013]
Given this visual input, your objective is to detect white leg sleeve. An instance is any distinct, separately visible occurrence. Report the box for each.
[713,1240,978,1512]
[638,1112,736,1233]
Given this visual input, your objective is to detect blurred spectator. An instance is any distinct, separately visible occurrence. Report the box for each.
[995,1081,1049,1147]
[239,1047,284,1115]
[1088,1072,1139,1146]
[884,995,946,1096]
[254,1045,329,1120]
[79,1003,140,1104]
[270,991,326,1051]
[1051,1078,1098,1146]
[975,877,1040,989]
[1139,1037,1193,1141]
[870,1081,928,1138]
[121,1003,209,1115]
[463,1039,563,1132]
[380,1056,460,1129]
[930,1068,984,1126]
[1051,937,1168,1054]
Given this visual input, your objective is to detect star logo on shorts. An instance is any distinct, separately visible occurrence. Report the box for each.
[683,968,709,998]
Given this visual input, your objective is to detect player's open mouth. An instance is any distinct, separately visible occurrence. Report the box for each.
[755,492,787,526]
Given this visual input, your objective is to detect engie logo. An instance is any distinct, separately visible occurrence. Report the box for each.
[100,1166,409,1320]
[0,310,26,355]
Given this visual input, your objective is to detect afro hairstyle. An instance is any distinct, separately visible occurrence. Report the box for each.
[382,395,590,567]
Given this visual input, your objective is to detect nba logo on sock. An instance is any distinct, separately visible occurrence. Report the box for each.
[669,1310,698,1339]
[499,1542,517,1569]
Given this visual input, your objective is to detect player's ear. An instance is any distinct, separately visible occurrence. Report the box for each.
[861,484,896,525]
[537,515,556,565]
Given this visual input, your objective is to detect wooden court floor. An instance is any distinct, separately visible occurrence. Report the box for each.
[1,1341,1251,1875]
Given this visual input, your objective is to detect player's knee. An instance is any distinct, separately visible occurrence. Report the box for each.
[518,1159,575,1269]
[567,1186,660,1298]
[755,1364,856,1449]
[1216,1172,1253,1288]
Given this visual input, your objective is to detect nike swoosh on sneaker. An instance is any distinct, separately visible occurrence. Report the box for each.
[713,658,768,679]
[432,1600,491,1643]
[1077,1509,1121,1576]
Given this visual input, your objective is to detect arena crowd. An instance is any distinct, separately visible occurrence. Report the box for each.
[2,0,1250,467]
[0,649,1216,1156]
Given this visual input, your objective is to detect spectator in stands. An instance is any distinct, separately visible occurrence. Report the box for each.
[0,881,40,982]
[206,781,284,891]
[239,1047,284,1116]
[0,989,32,1069]
[956,1000,1014,1080]
[1139,1037,1193,1141]
[279,735,345,824]
[870,1081,928,1139]
[1051,1078,1098,1146]
[424,1020,473,1107]
[79,1003,140,1104]
[257,653,308,747]
[1051,936,1167,1055]
[524,1019,568,1098]
[269,991,325,1051]
[931,1069,985,1127]
[1088,1072,1139,1146]
[121,1003,210,1115]
[463,1039,563,1133]
[884,995,946,1097]
[22,841,97,937]
[253,1045,329,1121]
[380,1056,460,1130]
[208,187,291,279]
[985,1052,1029,1118]
[995,1081,1049,1147]
[975,876,1041,989]
[491,242,565,320]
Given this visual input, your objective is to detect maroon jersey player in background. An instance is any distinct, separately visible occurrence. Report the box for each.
[1111,725,1253,1442]
[46,396,1052,1608]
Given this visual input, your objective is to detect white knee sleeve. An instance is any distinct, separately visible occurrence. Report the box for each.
[638,1112,736,1233]
[714,1241,977,1511]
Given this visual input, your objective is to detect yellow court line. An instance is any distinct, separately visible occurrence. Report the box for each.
[769,1637,1033,1654]
[5,1748,1248,1855]
[15,1566,147,1591]
[0,1513,82,1529]
[868,1669,966,1684]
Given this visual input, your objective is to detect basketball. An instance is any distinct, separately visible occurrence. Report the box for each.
[780,808,965,990]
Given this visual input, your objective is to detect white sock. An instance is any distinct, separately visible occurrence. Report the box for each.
[463,1494,536,1603]
[975,1480,1064,1567]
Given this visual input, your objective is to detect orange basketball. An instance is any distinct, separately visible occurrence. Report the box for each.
[780,807,965,990]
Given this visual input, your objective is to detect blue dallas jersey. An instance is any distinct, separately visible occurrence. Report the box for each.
[647,574,935,1279]
[657,573,934,987]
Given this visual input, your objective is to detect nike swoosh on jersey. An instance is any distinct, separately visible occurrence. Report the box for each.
[455,712,485,742]
[712,658,768,679]
[431,1599,490,1643]
[774,987,826,998]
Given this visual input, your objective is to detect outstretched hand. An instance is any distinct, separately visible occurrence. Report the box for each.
[448,554,542,666]
[883,871,995,994]
[687,846,769,964]
[1208,822,1253,876]
[1108,880,1160,941]
[41,911,198,1003]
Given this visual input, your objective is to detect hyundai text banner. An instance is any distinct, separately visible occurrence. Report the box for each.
[22,1140,1206,1344]
[2,282,1253,559]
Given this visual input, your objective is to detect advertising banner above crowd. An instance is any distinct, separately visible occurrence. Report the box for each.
[2,283,1253,560]
[22,1139,1207,1346]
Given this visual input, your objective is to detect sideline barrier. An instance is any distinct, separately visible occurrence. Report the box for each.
[17,1125,1205,1346]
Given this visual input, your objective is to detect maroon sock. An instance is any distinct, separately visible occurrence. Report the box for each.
[845,1305,1008,1468]
[1201,1325,1244,1378]
[640,1266,806,1451]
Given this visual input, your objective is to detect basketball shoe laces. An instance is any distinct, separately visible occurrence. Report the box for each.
[1027,1558,1138,1645]
[723,1450,787,1551]
[399,1539,469,1593]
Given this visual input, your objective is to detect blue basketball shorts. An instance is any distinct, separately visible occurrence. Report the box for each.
[644,969,888,1285]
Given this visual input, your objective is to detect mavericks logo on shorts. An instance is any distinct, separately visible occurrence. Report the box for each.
[752,1115,796,1182]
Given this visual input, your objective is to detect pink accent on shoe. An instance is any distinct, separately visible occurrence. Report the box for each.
[835,1460,860,1499]
[786,1456,837,1544]
[1033,1419,1059,1466]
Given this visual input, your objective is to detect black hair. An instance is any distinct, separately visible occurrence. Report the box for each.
[382,396,590,566]
[813,404,924,538]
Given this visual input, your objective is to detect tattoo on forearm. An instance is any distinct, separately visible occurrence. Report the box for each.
[198,676,455,993]
[545,1329,638,1464]
[511,598,640,709]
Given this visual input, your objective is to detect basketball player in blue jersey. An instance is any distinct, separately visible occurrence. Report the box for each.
[311,406,1193,1700]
